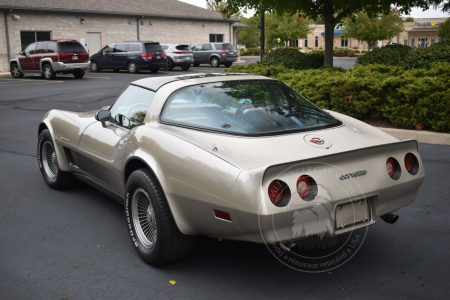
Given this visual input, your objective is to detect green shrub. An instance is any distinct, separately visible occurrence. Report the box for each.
[262,48,324,69]
[401,40,450,69]
[227,62,450,133]
[356,44,413,66]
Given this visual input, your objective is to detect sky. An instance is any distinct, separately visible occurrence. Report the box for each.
[177,0,450,18]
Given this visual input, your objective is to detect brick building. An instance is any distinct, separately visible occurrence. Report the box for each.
[0,0,241,72]
[299,17,448,51]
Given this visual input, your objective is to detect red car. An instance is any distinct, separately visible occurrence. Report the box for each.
[10,40,90,79]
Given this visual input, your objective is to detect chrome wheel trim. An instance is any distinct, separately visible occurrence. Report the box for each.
[11,65,21,77]
[211,58,219,67]
[128,62,136,73]
[90,62,97,72]
[42,141,58,180]
[132,188,157,248]
[44,65,52,78]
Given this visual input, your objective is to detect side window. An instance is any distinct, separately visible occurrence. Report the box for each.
[35,43,45,53]
[192,44,202,51]
[201,44,211,51]
[109,85,155,129]
[24,43,36,54]
[47,42,57,53]
[102,44,114,54]
[114,43,127,53]
[162,45,169,50]
[128,43,141,52]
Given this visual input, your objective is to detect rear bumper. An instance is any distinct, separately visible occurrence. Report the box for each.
[51,61,90,72]
[136,59,167,70]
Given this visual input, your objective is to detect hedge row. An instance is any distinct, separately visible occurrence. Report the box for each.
[262,48,325,70]
[226,63,450,133]
[357,41,450,69]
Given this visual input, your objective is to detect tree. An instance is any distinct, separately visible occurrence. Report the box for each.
[237,16,260,48]
[404,16,415,21]
[206,0,227,12]
[214,0,441,67]
[265,12,312,47]
[438,18,450,40]
[343,8,405,50]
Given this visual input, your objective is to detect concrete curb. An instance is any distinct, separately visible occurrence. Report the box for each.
[379,128,450,146]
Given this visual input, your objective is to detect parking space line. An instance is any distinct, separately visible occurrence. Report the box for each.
[0,80,64,84]
[83,76,111,79]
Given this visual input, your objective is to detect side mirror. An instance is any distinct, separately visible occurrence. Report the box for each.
[95,110,111,128]
[19,51,25,55]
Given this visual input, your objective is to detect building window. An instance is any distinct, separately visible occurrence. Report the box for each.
[341,37,348,47]
[288,40,298,47]
[210,34,223,42]
[431,38,435,45]
[20,31,51,50]
[411,38,415,47]
[404,38,408,46]
[439,38,442,43]
[304,39,308,48]
[315,36,318,48]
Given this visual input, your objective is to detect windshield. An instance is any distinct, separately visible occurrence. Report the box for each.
[160,80,341,135]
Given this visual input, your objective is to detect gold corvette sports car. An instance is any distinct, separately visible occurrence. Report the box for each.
[37,73,425,265]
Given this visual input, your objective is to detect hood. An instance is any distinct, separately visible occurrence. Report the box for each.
[59,110,98,131]
[156,111,399,170]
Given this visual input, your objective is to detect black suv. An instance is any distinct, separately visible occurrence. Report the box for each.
[191,43,238,67]
[89,41,167,73]
[10,40,89,79]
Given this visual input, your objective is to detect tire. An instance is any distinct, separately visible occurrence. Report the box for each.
[73,71,85,79]
[90,61,100,72]
[165,58,174,71]
[10,63,24,78]
[128,61,138,73]
[37,129,76,190]
[150,68,159,73]
[181,64,190,70]
[193,63,200,67]
[224,62,233,67]
[43,63,56,80]
[210,57,220,67]
[125,169,194,265]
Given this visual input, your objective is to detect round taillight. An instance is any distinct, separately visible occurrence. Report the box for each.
[297,175,317,201]
[268,180,291,207]
[386,157,401,180]
[404,153,419,175]
[386,158,396,177]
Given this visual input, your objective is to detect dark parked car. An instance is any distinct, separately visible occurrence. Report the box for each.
[89,41,166,73]
[161,43,193,70]
[191,43,238,67]
[10,40,89,79]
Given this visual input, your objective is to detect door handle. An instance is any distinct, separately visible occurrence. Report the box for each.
[119,139,127,145]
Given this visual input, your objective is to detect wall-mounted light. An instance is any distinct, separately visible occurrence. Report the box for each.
[80,18,84,24]
[140,20,144,25]
[149,21,152,25]
[202,23,205,27]
[128,20,132,25]
[12,14,20,20]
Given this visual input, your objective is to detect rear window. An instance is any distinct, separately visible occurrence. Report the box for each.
[175,45,190,51]
[213,43,235,50]
[58,42,86,53]
[161,80,341,136]
[144,43,163,52]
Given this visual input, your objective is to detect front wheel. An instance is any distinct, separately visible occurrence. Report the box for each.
[37,129,76,189]
[125,169,194,265]
[90,61,100,72]
[210,57,220,67]
[43,64,56,80]
[165,59,174,71]
[10,63,24,78]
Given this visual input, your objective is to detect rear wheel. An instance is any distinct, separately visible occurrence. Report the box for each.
[128,61,138,73]
[90,61,100,72]
[73,71,85,79]
[210,57,220,67]
[181,64,190,70]
[43,63,56,80]
[37,129,75,189]
[10,63,24,78]
[125,169,194,265]
[165,59,174,71]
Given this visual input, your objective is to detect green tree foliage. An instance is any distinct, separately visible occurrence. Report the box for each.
[237,16,260,48]
[438,18,450,40]
[265,12,312,46]
[214,0,440,67]
[206,0,227,12]
[404,16,415,21]
[343,8,405,50]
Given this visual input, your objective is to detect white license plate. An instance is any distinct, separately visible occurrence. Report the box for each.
[72,56,78,60]
[335,199,370,230]
[156,56,160,59]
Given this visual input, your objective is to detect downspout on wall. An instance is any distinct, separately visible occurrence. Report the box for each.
[4,11,11,63]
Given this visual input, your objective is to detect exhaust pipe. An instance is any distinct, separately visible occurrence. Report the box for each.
[381,213,399,224]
